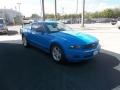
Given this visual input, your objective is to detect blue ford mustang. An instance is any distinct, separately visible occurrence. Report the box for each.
[21,21,100,62]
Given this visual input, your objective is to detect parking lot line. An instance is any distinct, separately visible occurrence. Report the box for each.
[112,85,120,90]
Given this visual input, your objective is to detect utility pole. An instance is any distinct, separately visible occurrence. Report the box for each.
[3,6,6,19]
[81,0,85,27]
[14,6,17,11]
[40,0,42,18]
[41,0,45,21]
[55,0,57,20]
[76,0,78,14]
[16,3,22,25]
[17,3,21,13]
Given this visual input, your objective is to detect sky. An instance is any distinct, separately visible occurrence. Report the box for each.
[0,0,120,17]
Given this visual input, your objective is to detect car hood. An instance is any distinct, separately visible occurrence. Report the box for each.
[51,31,98,45]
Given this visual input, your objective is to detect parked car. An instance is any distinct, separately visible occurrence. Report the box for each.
[117,17,120,29]
[21,21,100,63]
[117,21,120,29]
[0,18,8,34]
[22,18,33,25]
[111,19,117,25]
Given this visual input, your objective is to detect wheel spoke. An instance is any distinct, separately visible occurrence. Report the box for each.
[52,46,62,61]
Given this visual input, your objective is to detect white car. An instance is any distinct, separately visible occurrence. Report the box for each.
[23,18,33,24]
[117,18,120,29]
[0,18,8,34]
[117,21,120,29]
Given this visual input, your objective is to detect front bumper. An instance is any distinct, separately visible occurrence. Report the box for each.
[64,45,101,62]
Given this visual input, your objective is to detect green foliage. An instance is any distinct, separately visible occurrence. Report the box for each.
[14,15,22,25]
[31,14,40,19]
[86,8,120,18]
[45,14,55,19]
[101,9,114,18]
[45,14,81,20]
[30,8,120,20]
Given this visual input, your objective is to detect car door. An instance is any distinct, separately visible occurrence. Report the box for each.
[30,23,52,50]
[26,23,38,44]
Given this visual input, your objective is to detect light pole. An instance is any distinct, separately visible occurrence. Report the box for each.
[41,0,45,21]
[55,0,57,20]
[40,0,42,17]
[76,0,78,14]
[81,0,85,27]
[17,3,21,13]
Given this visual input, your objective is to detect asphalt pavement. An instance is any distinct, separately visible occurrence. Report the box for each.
[0,40,120,90]
[0,25,120,90]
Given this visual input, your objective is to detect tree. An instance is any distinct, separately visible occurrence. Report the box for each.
[101,9,114,18]
[14,15,22,25]
[45,14,55,19]
[31,14,40,19]
[113,8,120,18]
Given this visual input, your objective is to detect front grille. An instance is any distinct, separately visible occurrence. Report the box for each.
[82,42,98,49]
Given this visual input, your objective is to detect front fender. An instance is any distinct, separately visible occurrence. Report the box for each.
[49,38,70,53]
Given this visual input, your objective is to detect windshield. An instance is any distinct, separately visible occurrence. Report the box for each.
[46,23,73,32]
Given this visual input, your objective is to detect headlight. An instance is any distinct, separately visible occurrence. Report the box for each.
[69,45,81,49]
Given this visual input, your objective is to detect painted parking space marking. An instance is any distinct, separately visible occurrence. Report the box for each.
[112,85,120,90]
[114,64,120,72]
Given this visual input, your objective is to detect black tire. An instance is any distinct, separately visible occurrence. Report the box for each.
[50,44,65,63]
[118,27,120,29]
[111,23,114,25]
[22,36,29,47]
[6,29,9,35]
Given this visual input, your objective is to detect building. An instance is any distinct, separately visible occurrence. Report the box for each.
[0,9,22,24]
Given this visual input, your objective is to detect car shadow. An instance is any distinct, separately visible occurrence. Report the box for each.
[8,30,18,36]
[0,40,120,90]
[0,30,18,36]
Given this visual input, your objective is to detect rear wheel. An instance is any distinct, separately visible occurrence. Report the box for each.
[51,45,65,63]
[22,36,29,47]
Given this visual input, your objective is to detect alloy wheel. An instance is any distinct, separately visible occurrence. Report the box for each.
[52,46,62,62]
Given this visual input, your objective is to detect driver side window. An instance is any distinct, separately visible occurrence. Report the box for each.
[31,23,44,32]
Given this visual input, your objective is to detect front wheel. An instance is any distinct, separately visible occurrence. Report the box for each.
[51,45,65,63]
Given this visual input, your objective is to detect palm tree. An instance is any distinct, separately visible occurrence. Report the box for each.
[41,0,45,21]
[81,0,85,27]
[55,0,57,20]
